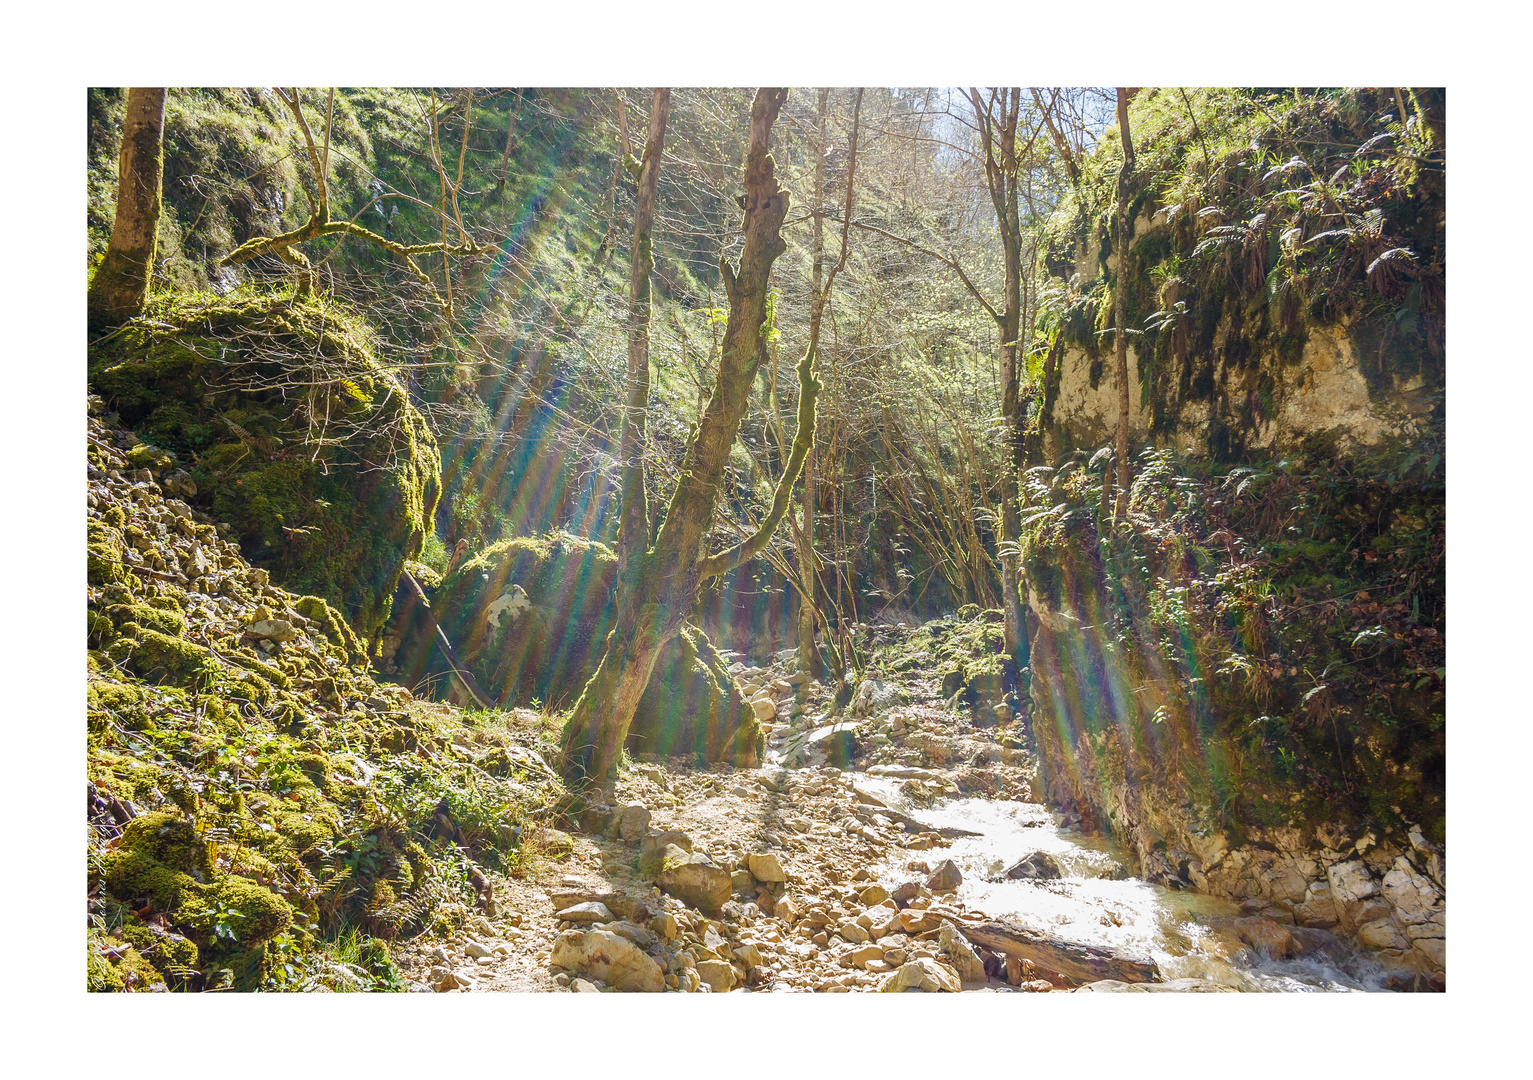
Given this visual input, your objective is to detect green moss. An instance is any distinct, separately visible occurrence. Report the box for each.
[291,753,332,794]
[113,945,167,991]
[120,920,201,989]
[88,679,151,732]
[181,875,292,948]
[106,602,186,638]
[123,811,214,875]
[294,594,366,664]
[107,625,215,686]
[407,532,757,764]
[126,443,177,472]
[229,652,290,691]
[102,848,203,910]
[89,294,441,646]
[87,945,125,992]
[274,812,333,853]
[87,519,127,586]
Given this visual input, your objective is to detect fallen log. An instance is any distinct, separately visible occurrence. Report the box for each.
[961,919,1161,985]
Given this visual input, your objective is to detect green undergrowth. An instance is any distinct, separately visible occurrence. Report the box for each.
[1020,437,1444,848]
[868,606,1011,700]
[88,292,440,646]
[88,671,570,990]
[88,88,377,293]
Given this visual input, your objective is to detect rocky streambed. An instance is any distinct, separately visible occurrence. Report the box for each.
[394,653,1438,993]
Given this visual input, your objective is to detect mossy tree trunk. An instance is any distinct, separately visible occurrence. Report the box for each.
[967,87,1028,664]
[88,87,167,332]
[1112,87,1137,521]
[560,88,796,788]
[615,89,671,574]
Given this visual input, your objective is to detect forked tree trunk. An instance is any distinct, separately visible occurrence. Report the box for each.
[560,88,793,788]
[88,87,167,331]
[1112,87,1136,521]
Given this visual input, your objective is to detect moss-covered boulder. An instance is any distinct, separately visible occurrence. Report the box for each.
[394,532,760,766]
[100,811,214,910]
[87,519,127,586]
[106,624,216,686]
[88,295,440,645]
[179,875,292,951]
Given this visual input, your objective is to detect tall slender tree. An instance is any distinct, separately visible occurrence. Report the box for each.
[966,87,1032,665]
[794,89,833,679]
[88,87,167,331]
[1112,87,1137,520]
[614,88,671,575]
[792,88,862,679]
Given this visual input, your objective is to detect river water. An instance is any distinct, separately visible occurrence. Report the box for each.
[856,778,1410,992]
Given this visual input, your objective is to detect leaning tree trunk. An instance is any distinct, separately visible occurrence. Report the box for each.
[88,87,167,331]
[1112,87,1136,521]
[560,88,793,788]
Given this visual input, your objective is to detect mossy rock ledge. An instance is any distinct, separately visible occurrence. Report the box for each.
[389,533,762,767]
[88,295,440,646]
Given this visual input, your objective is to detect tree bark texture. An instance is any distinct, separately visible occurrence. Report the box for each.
[1112,87,1136,521]
[615,88,671,573]
[560,88,792,788]
[796,89,832,679]
[88,87,167,331]
[968,88,1027,665]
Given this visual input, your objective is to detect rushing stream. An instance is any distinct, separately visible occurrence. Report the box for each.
[857,778,1411,992]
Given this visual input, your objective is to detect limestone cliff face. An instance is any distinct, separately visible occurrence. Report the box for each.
[1040,212,1440,462]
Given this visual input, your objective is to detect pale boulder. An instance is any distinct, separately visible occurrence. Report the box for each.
[1326,860,1377,931]
[656,851,733,912]
[878,958,962,993]
[555,901,614,924]
[549,929,664,992]
[938,922,986,983]
[695,958,736,992]
[748,852,787,883]
[1382,859,1442,925]
[838,919,871,944]
[1355,917,1410,952]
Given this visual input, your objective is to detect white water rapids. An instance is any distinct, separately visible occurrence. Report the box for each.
[856,778,1412,992]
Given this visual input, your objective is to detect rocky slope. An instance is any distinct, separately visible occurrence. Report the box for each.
[87,397,560,991]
